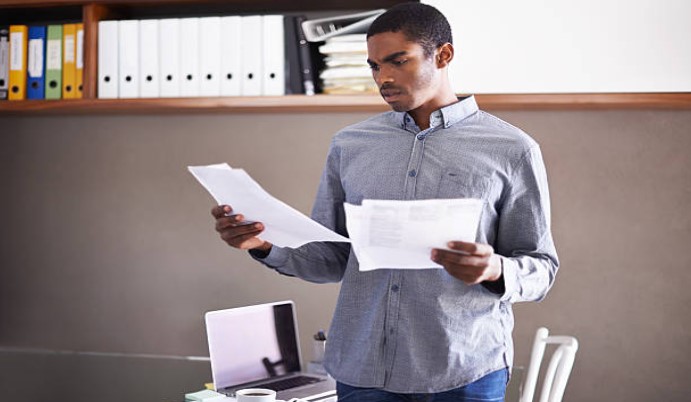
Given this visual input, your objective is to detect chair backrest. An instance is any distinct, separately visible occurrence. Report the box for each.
[519,327,578,402]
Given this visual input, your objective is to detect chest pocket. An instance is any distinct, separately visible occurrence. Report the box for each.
[437,169,493,200]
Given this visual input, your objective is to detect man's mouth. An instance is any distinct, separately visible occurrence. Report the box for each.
[380,89,402,102]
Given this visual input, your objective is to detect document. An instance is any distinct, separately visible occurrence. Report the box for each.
[190,164,483,269]
[188,163,350,248]
[344,198,484,271]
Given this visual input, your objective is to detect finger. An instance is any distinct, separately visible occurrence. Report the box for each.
[215,214,246,232]
[221,226,266,248]
[447,241,493,256]
[211,204,233,219]
[441,264,484,285]
[432,249,489,267]
[219,222,264,239]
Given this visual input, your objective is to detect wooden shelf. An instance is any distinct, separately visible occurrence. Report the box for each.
[0,95,388,114]
[2,93,690,115]
[2,0,690,114]
[474,93,691,110]
[0,0,406,10]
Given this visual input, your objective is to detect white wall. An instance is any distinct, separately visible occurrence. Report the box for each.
[426,0,691,93]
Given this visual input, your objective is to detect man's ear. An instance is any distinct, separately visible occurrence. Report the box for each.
[436,43,454,68]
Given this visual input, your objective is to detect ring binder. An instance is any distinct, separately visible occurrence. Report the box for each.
[301,10,384,43]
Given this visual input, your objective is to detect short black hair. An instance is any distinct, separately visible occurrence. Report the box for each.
[367,2,452,58]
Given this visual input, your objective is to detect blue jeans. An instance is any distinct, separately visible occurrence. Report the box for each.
[336,368,508,402]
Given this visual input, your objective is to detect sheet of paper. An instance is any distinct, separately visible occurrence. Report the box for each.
[345,198,484,271]
[188,163,350,248]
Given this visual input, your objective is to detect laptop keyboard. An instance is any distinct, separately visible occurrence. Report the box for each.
[261,375,324,391]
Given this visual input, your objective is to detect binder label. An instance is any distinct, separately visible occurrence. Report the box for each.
[28,39,44,78]
[0,38,8,73]
[76,29,84,68]
[47,39,61,69]
[64,34,75,63]
[10,31,23,70]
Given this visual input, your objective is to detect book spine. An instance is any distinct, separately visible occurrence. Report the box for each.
[295,15,316,96]
[0,26,8,100]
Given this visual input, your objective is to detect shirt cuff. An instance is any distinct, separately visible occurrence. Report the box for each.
[482,256,506,295]
[248,245,289,268]
[496,256,518,302]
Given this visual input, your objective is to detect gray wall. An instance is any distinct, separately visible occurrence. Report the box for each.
[1,108,690,401]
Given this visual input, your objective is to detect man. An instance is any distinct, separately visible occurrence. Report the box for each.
[212,3,558,401]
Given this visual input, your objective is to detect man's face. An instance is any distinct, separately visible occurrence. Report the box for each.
[367,31,440,113]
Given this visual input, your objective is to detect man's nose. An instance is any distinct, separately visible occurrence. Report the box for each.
[375,67,394,86]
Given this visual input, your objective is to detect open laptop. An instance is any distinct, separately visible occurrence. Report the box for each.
[205,301,336,401]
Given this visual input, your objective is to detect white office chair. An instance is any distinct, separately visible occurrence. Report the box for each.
[518,327,579,402]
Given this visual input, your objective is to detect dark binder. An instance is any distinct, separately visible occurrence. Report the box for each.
[284,15,304,95]
[0,26,9,100]
[295,15,317,95]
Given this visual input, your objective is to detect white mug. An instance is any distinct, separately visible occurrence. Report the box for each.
[235,388,276,402]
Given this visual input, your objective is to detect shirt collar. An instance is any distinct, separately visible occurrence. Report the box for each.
[400,95,479,131]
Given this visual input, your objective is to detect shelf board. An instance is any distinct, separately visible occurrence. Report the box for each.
[0,0,408,9]
[0,95,390,114]
[476,93,691,110]
[1,94,690,115]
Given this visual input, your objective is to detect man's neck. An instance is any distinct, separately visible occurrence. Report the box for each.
[408,90,459,130]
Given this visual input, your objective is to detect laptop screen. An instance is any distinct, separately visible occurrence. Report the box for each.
[205,301,302,390]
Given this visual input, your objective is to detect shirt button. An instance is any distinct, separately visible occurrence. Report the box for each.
[408,170,416,177]
[416,134,425,140]
[391,285,400,292]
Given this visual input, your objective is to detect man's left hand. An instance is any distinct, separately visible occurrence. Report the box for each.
[431,241,503,285]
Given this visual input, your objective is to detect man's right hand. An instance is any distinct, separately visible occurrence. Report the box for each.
[211,205,272,253]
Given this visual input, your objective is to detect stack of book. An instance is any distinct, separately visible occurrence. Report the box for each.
[0,24,84,100]
[318,34,376,95]
[300,9,384,95]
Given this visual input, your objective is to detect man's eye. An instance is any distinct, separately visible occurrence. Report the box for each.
[369,64,380,71]
[392,59,407,66]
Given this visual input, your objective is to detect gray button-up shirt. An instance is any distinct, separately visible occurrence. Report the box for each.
[254,95,559,393]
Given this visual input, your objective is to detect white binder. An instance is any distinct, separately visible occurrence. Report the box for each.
[199,16,221,97]
[159,18,180,98]
[240,15,262,96]
[98,20,118,99]
[118,20,139,98]
[179,17,200,97]
[262,15,285,96]
[220,16,242,96]
[139,19,159,98]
